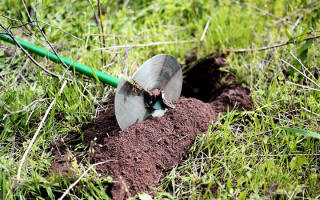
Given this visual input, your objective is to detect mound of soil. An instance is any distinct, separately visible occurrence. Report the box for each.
[51,54,253,199]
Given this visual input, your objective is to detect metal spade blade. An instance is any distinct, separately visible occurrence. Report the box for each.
[132,54,182,106]
[114,78,152,130]
[114,54,183,130]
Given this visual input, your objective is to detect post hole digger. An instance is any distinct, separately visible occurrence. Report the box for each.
[0,33,183,130]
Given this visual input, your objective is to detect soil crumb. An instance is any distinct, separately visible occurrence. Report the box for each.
[51,54,253,199]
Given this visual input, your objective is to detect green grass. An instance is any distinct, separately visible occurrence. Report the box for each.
[1,0,320,199]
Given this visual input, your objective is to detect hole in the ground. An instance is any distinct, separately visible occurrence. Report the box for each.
[181,53,227,102]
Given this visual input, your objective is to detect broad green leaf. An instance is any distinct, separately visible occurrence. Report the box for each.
[297,40,313,55]
[239,190,248,200]
[285,29,293,41]
[296,39,313,64]
[279,127,320,139]
[6,137,14,142]
[290,156,307,170]
[46,186,55,200]
[138,193,153,200]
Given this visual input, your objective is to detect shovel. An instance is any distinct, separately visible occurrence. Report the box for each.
[0,33,182,130]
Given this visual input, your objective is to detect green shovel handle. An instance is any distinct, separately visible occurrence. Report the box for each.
[0,33,119,87]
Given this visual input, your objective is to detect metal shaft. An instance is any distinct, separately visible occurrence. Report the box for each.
[0,33,119,87]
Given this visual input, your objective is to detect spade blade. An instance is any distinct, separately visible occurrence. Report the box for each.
[132,54,182,104]
[114,55,182,130]
[114,78,152,130]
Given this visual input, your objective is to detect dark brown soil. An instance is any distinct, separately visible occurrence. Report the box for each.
[51,54,253,199]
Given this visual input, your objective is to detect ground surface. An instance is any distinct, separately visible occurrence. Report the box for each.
[1,0,320,199]
[51,56,253,199]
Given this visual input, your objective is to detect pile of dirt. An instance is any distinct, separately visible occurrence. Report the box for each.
[51,54,253,199]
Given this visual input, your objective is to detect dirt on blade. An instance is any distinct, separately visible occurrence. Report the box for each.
[51,54,253,200]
